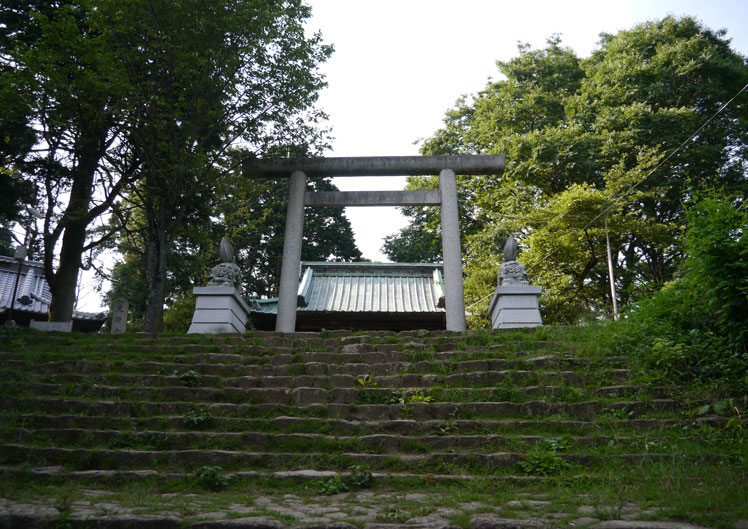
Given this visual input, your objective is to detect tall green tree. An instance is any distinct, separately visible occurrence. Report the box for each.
[0,1,136,319]
[103,168,361,331]
[387,17,748,324]
[101,0,333,332]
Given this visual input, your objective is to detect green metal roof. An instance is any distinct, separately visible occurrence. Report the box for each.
[250,262,445,314]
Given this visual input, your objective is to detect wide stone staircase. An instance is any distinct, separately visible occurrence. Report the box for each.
[0,329,745,528]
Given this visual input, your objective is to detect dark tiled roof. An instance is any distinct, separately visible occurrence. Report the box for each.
[0,255,105,322]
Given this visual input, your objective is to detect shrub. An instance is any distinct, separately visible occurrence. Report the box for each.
[193,466,232,491]
[183,407,212,428]
[180,370,203,387]
[609,194,748,390]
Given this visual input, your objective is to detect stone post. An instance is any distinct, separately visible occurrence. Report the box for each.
[110,299,128,334]
[439,168,466,332]
[276,170,307,333]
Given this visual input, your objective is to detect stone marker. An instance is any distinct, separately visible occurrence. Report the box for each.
[487,235,542,329]
[188,237,250,334]
[110,299,128,334]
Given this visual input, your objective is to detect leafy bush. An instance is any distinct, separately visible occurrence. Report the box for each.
[387,389,433,404]
[183,407,212,428]
[610,195,748,390]
[518,452,569,475]
[312,465,373,494]
[314,474,349,495]
[180,370,203,387]
[347,464,374,489]
[355,373,378,387]
[193,465,232,491]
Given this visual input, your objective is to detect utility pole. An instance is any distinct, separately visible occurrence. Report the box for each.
[605,216,619,321]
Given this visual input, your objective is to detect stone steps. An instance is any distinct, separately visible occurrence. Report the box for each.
[0,354,628,376]
[1,331,744,529]
[3,368,634,389]
[2,444,709,472]
[0,395,692,420]
[6,413,724,434]
[6,427,706,453]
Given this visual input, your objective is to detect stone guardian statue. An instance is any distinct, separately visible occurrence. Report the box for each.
[488,235,542,329]
[497,235,529,286]
[207,237,242,290]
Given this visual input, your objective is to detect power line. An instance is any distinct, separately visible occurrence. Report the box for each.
[526,80,748,273]
[465,80,748,311]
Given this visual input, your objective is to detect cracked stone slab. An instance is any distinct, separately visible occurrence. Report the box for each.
[471,516,549,529]
[297,524,358,529]
[506,500,551,508]
[190,518,284,529]
[590,522,710,529]
[0,513,183,529]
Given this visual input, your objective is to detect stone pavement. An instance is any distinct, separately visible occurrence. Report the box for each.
[1,491,741,529]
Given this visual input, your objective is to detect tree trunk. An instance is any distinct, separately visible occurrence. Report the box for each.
[143,225,168,334]
[48,221,86,321]
[46,144,101,322]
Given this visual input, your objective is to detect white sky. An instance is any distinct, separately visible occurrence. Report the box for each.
[76,0,748,312]
[305,0,748,261]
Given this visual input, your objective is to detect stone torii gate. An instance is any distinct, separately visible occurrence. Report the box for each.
[244,155,505,333]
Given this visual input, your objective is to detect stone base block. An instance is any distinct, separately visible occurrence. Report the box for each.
[30,320,73,333]
[488,285,542,330]
[187,286,251,334]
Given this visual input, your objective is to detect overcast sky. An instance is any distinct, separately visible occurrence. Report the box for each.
[77,0,748,311]
[305,0,748,261]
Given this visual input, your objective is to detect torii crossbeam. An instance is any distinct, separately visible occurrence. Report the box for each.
[244,155,506,333]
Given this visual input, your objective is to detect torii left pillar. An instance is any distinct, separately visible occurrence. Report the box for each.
[276,170,307,333]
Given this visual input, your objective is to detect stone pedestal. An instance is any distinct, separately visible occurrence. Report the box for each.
[30,321,73,333]
[187,286,251,334]
[488,285,542,330]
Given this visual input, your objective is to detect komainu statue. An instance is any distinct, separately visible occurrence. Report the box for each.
[497,235,528,286]
[208,237,242,290]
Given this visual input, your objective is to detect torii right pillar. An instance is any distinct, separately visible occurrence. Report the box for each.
[439,168,466,331]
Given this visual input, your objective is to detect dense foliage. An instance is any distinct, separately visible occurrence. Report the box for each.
[608,194,748,390]
[385,17,748,325]
[104,166,362,332]
[1,0,352,329]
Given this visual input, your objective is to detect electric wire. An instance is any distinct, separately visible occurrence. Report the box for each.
[465,80,748,311]
[526,79,748,273]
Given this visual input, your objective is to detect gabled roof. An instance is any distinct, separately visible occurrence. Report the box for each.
[0,255,106,329]
[297,262,445,313]
[249,262,446,331]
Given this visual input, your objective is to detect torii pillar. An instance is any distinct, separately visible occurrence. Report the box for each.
[244,155,506,333]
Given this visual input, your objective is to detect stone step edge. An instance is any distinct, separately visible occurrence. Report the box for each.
[0,396,703,421]
[7,413,725,432]
[0,349,593,369]
[1,355,627,374]
[8,427,711,448]
[0,511,716,529]
[2,444,730,467]
[5,369,633,390]
[5,384,659,406]
[0,464,523,483]
[10,428,716,455]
